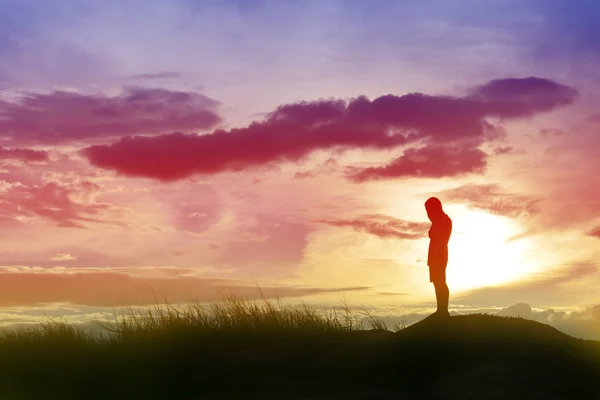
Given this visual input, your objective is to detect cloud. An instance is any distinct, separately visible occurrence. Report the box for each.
[294,171,316,179]
[376,292,409,296]
[495,303,537,319]
[151,182,223,234]
[435,183,540,218]
[469,77,577,116]
[454,262,598,307]
[0,147,49,162]
[369,301,600,340]
[540,128,566,138]
[50,253,76,261]
[0,181,114,228]
[128,71,182,80]
[588,226,600,239]
[0,268,370,307]
[492,146,517,155]
[347,145,487,182]
[0,87,221,145]
[82,77,577,181]
[215,221,312,274]
[317,214,428,240]
[493,302,600,340]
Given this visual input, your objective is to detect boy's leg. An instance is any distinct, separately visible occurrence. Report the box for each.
[433,280,450,315]
[433,280,441,312]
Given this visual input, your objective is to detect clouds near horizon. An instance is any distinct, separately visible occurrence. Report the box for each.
[454,262,599,307]
[0,267,369,307]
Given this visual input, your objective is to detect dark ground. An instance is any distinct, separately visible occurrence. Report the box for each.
[0,314,598,399]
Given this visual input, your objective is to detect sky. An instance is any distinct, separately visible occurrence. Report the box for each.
[0,0,599,338]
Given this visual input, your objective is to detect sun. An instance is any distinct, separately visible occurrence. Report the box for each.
[445,209,535,292]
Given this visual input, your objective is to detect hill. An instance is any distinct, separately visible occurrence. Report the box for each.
[0,306,598,399]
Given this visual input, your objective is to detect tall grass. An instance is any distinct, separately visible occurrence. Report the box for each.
[0,296,596,399]
[0,294,407,398]
[0,293,403,346]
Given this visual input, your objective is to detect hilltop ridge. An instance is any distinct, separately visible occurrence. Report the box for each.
[0,310,598,399]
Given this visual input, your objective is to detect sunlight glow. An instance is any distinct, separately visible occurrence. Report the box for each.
[446,209,536,292]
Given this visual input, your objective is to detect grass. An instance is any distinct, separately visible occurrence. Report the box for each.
[0,293,400,346]
[0,294,598,399]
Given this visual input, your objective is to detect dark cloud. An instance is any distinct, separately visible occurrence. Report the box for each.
[469,77,577,116]
[317,214,428,240]
[435,183,541,218]
[82,77,577,181]
[0,87,221,145]
[347,145,487,182]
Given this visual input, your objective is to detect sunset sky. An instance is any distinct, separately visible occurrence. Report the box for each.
[0,0,599,336]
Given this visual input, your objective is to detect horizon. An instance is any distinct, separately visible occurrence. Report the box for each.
[0,0,599,340]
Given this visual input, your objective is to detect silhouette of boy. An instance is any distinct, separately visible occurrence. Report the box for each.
[425,197,452,317]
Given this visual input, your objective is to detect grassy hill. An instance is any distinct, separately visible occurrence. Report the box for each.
[0,298,598,399]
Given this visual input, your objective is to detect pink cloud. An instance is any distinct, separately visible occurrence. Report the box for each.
[317,214,428,239]
[0,87,221,145]
[0,147,49,162]
[435,183,541,218]
[347,145,487,181]
[492,146,517,155]
[82,77,577,181]
[540,128,567,138]
[294,171,316,179]
[215,221,312,277]
[0,181,113,228]
[588,227,600,239]
[151,183,222,233]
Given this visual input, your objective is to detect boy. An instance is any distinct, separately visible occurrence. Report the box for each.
[425,197,452,317]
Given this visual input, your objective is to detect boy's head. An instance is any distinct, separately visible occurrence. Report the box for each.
[425,197,444,222]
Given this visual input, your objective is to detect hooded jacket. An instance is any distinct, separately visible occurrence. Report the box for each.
[427,212,452,268]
